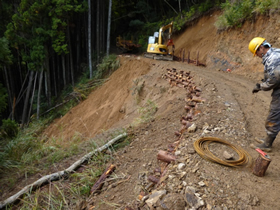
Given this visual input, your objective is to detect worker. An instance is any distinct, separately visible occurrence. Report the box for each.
[249,37,280,152]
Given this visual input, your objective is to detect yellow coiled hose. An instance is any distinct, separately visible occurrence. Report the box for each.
[193,137,252,167]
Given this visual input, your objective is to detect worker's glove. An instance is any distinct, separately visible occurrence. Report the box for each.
[252,83,261,94]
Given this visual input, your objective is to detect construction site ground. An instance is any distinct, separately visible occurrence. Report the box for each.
[2,10,280,210]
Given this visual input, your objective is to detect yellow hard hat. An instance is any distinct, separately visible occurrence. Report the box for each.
[248,37,265,56]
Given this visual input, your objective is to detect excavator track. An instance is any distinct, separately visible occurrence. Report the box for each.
[143,53,173,61]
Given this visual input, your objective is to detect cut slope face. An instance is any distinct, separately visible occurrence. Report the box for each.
[44,57,151,141]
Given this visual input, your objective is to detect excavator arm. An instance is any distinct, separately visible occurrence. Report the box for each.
[158,21,173,45]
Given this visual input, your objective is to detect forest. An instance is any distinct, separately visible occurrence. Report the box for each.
[0,0,223,134]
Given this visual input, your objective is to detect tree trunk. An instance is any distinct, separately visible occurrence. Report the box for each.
[3,66,13,118]
[101,1,105,55]
[28,71,38,124]
[106,0,112,56]
[179,0,182,18]
[96,0,100,64]
[45,47,51,107]
[76,19,81,73]
[62,54,66,86]
[56,54,61,92]
[37,69,44,120]
[164,0,178,14]
[52,55,57,97]
[68,25,74,86]
[21,70,34,126]
[88,0,92,78]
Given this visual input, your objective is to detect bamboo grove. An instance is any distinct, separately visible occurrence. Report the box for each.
[0,0,221,130]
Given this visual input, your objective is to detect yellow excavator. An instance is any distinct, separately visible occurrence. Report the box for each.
[144,21,175,61]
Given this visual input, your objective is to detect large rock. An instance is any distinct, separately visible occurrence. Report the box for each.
[156,193,186,210]
[184,188,205,209]
[145,190,166,208]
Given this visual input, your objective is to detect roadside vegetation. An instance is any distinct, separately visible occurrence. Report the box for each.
[0,55,120,181]
[215,0,280,30]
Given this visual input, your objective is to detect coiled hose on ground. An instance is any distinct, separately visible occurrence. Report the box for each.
[194,137,252,167]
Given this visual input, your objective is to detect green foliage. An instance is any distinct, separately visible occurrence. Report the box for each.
[94,55,120,79]
[129,19,145,27]
[5,0,86,70]
[215,0,254,29]
[131,78,145,104]
[255,0,273,14]
[0,37,12,65]
[136,99,158,124]
[138,34,148,51]
[163,0,217,32]
[215,0,280,30]
[1,119,19,139]
[198,0,215,13]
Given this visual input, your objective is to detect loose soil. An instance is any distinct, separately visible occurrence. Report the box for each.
[2,10,280,210]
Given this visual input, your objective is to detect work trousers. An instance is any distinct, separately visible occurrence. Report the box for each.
[266,92,280,137]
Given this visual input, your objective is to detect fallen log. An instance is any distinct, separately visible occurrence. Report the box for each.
[0,132,127,209]
[90,164,116,194]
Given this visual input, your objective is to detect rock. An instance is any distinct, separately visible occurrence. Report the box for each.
[168,175,175,180]
[184,191,205,209]
[119,105,126,113]
[187,148,196,154]
[198,181,206,187]
[203,129,211,134]
[225,102,231,107]
[186,186,197,193]
[192,167,199,173]
[202,122,209,130]
[175,150,181,156]
[187,123,197,133]
[223,151,234,160]
[251,196,260,206]
[178,163,186,170]
[179,171,187,179]
[156,193,186,210]
[145,190,166,208]
[207,203,213,210]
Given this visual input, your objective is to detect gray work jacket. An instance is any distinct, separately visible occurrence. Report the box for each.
[261,47,280,95]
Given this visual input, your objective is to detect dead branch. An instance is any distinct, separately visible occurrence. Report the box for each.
[90,164,116,194]
[0,132,127,209]
[39,100,71,116]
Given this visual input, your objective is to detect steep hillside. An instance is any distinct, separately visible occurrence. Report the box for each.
[174,11,280,76]
[2,10,280,210]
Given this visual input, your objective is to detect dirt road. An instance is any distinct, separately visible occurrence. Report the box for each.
[89,57,280,209]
